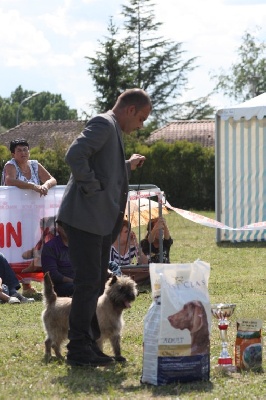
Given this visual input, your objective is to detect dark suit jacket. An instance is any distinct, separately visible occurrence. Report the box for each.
[57,111,130,238]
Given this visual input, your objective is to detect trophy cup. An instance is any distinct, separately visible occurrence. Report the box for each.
[211,303,236,367]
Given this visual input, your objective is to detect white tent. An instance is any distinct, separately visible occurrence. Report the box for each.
[215,93,266,242]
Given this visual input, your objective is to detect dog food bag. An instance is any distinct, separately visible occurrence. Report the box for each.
[235,319,263,371]
[141,260,211,385]
[140,263,164,385]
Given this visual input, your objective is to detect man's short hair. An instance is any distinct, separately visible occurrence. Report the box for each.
[10,138,29,153]
[118,89,152,112]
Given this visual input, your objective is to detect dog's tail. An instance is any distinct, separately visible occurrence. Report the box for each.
[43,272,57,305]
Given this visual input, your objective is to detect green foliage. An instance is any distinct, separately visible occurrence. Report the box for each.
[30,143,71,185]
[86,18,135,113]
[0,98,16,129]
[0,85,78,129]
[212,29,266,101]
[125,140,215,209]
[173,96,216,120]
[0,145,10,175]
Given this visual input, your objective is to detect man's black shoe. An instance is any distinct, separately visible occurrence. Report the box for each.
[91,341,113,359]
[67,346,114,367]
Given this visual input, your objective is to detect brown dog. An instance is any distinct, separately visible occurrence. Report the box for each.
[168,300,210,355]
[42,272,137,363]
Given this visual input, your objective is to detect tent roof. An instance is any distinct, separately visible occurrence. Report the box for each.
[217,92,266,121]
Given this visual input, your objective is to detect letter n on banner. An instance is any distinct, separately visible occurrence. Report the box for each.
[0,186,65,264]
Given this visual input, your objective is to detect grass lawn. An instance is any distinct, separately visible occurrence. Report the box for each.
[0,210,265,399]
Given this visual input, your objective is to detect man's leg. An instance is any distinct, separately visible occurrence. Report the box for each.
[100,234,112,295]
[66,226,102,342]
[54,282,74,297]
[90,233,112,345]
[90,233,112,356]
[63,225,114,366]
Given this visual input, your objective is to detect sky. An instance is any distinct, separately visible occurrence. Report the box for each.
[0,0,265,119]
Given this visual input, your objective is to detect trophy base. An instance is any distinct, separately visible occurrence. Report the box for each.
[215,363,237,373]
[218,357,232,365]
[216,357,237,372]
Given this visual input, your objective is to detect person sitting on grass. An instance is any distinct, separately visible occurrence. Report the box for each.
[41,224,75,297]
[109,219,148,268]
[0,253,34,303]
[141,216,173,263]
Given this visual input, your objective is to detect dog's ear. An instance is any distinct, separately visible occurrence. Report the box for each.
[106,269,113,280]
[110,275,118,285]
[190,301,205,333]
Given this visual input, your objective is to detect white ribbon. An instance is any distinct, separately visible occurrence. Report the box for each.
[128,189,266,231]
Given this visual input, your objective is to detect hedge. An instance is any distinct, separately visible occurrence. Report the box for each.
[0,140,215,210]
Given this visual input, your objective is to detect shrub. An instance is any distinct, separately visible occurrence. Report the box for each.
[126,141,215,210]
[0,140,215,209]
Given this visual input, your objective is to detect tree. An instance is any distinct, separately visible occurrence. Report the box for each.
[212,30,266,102]
[121,0,198,121]
[0,86,78,130]
[86,18,135,113]
[173,96,216,120]
[0,98,16,130]
[86,0,214,127]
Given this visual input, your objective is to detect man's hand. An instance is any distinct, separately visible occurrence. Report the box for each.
[128,154,146,170]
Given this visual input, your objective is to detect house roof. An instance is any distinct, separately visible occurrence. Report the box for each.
[146,120,215,147]
[1,119,215,151]
[0,120,86,150]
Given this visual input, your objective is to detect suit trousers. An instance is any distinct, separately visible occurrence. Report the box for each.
[62,224,112,345]
[54,282,74,297]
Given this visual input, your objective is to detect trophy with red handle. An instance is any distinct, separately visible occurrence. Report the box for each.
[211,303,236,366]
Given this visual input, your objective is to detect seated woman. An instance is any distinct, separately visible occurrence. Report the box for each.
[141,216,173,263]
[0,253,34,303]
[110,219,148,267]
[41,224,75,297]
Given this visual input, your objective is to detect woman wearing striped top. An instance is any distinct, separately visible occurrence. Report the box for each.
[110,220,148,266]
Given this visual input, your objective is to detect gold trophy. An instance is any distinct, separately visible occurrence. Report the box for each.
[211,303,236,367]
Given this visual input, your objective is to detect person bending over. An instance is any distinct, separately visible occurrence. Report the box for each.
[57,88,152,367]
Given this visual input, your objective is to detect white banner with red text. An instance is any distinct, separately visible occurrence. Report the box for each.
[1,186,266,278]
[0,186,65,280]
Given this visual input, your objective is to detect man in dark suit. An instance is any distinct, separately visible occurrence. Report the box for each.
[57,88,152,367]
